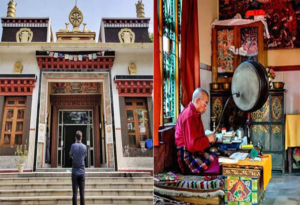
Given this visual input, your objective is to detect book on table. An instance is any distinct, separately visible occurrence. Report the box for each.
[229,152,248,160]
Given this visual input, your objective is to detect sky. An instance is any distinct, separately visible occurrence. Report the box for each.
[0,0,153,41]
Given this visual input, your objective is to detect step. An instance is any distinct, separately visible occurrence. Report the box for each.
[0,172,151,178]
[36,168,115,172]
[0,196,153,205]
[0,177,152,183]
[0,189,153,197]
[0,182,154,190]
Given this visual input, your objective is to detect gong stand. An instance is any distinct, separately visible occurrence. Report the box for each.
[213,92,240,134]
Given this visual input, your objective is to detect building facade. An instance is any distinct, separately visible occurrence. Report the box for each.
[0,0,153,172]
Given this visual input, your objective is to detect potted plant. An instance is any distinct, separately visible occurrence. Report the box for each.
[265,66,276,88]
[15,144,28,173]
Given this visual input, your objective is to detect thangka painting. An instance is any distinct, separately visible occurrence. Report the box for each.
[217,28,234,73]
[51,82,100,94]
[225,176,260,205]
[219,0,300,49]
[241,27,259,62]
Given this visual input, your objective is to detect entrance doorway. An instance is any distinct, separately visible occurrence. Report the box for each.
[57,110,94,168]
[64,125,87,168]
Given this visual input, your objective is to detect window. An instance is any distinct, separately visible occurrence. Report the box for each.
[125,98,149,148]
[0,97,26,147]
[162,0,182,123]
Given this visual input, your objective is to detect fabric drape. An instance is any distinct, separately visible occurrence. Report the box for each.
[180,0,200,107]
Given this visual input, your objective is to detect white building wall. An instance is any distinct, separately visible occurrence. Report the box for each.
[0,53,40,170]
[274,71,300,114]
[110,51,153,171]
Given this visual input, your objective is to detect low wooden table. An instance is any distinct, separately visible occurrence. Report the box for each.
[221,154,272,205]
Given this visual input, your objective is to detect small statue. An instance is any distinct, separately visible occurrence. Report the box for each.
[256,139,263,155]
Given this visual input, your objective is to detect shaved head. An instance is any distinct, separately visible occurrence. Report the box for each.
[192,88,209,103]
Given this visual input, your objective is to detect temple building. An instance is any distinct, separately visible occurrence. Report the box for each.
[0,0,153,173]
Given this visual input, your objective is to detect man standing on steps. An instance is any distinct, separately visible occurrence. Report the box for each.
[70,130,87,205]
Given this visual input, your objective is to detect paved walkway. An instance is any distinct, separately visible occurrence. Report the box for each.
[264,173,300,205]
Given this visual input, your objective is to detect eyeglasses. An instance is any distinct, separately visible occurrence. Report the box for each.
[199,99,208,107]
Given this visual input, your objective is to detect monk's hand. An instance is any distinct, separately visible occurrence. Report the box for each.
[207,134,216,144]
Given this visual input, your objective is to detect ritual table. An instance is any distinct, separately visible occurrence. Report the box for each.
[222,154,272,205]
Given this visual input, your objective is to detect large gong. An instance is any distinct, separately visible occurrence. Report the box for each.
[231,61,269,112]
[213,61,269,134]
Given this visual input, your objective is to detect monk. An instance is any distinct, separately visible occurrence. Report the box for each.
[175,88,219,174]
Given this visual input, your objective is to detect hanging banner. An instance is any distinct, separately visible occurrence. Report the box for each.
[38,124,46,143]
[105,124,113,144]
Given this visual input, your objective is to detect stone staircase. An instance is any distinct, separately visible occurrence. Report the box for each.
[0,172,153,205]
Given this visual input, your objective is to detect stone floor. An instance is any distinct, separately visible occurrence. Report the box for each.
[264,173,300,205]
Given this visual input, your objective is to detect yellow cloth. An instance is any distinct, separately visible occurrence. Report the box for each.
[222,154,272,190]
[285,114,300,150]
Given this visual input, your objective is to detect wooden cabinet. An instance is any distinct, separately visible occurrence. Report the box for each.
[210,90,247,132]
[212,21,267,83]
[250,90,285,173]
[210,89,285,173]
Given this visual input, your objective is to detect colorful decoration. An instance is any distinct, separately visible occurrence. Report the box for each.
[225,175,263,205]
[219,0,300,49]
[252,125,268,134]
[240,27,258,63]
[271,96,282,122]
[293,148,300,167]
[217,29,234,73]
[212,97,223,121]
[251,98,269,122]
[51,82,100,94]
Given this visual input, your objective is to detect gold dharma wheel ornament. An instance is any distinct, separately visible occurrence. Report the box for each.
[69,5,83,32]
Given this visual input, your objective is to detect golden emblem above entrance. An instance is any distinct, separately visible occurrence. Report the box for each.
[16,28,33,43]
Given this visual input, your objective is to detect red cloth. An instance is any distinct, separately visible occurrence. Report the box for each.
[180,0,200,107]
[153,0,162,146]
[175,102,210,153]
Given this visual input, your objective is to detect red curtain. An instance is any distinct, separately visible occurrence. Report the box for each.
[153,0,162,146]
[180,0,200,107]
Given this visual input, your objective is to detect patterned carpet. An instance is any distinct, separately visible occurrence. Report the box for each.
[154,175,225,199]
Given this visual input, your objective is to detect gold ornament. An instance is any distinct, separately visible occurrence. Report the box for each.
[128,63,137,75]
[118,28,135,43]
[16,28,33,43]
[14,62,23,74]
[69,5,83,32]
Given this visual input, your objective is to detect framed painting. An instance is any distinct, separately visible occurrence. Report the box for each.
[219,0,300,49]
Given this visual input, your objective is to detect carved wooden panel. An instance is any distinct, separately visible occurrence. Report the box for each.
[251,98,269,122]
[251,124,270,151]
[36,56,115,70]
[271,125,283,151]
[271,95,283,122]
[0,79,36,96]
[50,95,101,107]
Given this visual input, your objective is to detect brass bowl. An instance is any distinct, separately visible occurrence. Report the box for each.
[210,83,221,90]
[273,82,285,89]
[223,83,231,90]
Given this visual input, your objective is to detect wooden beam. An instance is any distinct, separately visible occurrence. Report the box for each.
[272,65,300,72]
[51,105,57,168]
[94,105,101,167]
